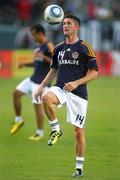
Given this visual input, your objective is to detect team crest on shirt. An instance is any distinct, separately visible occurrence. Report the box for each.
[72,51,79,59]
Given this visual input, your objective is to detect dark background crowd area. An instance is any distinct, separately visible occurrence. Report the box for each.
[0,0,120,25]
[0,0,120,50]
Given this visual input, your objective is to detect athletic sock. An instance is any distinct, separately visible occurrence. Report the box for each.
[76,157,84,170]
[49,119,60,132]
[15,116,23,123]
[36,129,44,136]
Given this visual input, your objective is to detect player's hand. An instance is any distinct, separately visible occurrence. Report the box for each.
[18,62,25,69]
[63,81,79,92]
[34,85,44,102]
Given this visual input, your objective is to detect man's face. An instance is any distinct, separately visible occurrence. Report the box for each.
[63,18,79,36]
[31,29,42,43]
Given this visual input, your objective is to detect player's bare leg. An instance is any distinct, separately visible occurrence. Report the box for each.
[72,127,85,177]
[42,92,59,120]
[74,127,85,157]
[42,91,62,145]
[13,89,25,116]
[29,104,44,141]
[10,90,25,134]
[34,104,44,130]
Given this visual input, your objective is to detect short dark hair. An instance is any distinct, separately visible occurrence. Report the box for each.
[64,14,80,26]
[31,24,45,34]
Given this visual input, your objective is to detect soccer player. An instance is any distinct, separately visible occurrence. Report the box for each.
[35,15,98,177]
[10,24,54,141]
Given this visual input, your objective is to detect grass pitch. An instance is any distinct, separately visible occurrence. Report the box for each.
[0,76,120,180]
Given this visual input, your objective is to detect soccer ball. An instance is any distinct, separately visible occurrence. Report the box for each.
[44,5,64,25]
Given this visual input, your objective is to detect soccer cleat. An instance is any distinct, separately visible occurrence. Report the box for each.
[10,121,24,134]
[48,130,62,146]
[72,169,83,178]
[29,134,44,141]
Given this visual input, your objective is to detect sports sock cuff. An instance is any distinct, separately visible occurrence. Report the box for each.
[49,119,58,124]
[76,157,84,161]
[76,157,84,170]
[49,119,60,132]
[15,116,22,122]
[36,129,44,136]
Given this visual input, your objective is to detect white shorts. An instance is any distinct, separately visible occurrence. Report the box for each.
[48,86,88,128]
[16,77,49,104]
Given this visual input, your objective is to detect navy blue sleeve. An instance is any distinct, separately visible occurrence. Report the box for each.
[85,55,98,70]
[81,41,98,71]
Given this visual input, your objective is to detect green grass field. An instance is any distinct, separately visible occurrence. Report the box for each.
[0,76,120,180]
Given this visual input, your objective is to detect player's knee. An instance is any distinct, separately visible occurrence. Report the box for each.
[75,128,83,140]
[13,90,18,98]
[42,92,52,105]
[13,90,22,99]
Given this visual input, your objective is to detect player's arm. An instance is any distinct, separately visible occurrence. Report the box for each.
[75,69,98,85]
[64,69,98,92]
[42,42,55,64]
[35,68,57,100]
[75,41,98,85]
[40,68,57,87]
[35,42,54,64]
[34,51,52,64]
[40,52,52,64]
[18,62,34,68]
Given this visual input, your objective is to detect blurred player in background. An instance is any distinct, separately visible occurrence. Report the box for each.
[10,24,54,141]
[35,15,98,177]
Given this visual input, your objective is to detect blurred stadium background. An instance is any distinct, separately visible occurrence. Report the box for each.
[0,0,120,77]
[0,0,120,180]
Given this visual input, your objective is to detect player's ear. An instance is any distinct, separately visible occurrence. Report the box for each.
[75,25,79,31]
[75,22,79,30]
[76,24,80,31]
